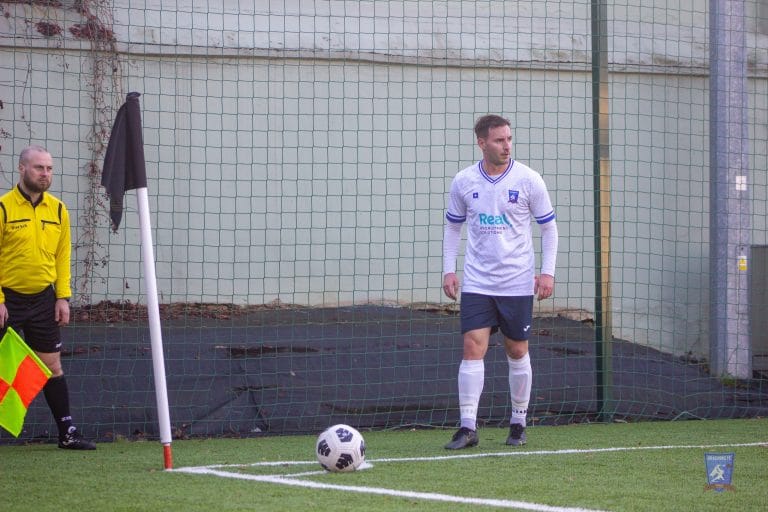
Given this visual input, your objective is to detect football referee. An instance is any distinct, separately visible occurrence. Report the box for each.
[0,145,95,450]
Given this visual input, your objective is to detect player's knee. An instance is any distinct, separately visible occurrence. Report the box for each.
[504,340,529,360]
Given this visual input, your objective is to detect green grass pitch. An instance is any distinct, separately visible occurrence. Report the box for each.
[1,418,766,511]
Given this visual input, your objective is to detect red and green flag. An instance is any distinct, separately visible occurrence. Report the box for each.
[0,327,52,437]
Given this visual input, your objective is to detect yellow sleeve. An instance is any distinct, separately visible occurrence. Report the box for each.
[0,202,4,304]
[54,202,73,300]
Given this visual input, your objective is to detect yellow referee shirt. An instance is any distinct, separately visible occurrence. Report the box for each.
[0,185,72,302]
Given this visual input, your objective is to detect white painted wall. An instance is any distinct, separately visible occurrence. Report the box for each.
[0,1,767,358]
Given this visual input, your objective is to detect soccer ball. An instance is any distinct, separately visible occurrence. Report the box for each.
[315,424,366,472]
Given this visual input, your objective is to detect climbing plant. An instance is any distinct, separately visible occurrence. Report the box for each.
[70,0,122,305]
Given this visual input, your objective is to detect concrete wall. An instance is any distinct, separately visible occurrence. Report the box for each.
[0,1,767,358]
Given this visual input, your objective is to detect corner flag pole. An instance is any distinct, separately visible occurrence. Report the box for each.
[136,187,173,469]
[102,92,173,469]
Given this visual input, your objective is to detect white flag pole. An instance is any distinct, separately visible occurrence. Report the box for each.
[136,187,173,469]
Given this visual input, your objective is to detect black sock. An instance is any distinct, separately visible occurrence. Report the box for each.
[43,376,74,438]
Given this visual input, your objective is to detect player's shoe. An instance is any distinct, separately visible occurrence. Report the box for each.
[444,427,479,450]
[505,423,526,446]
[58,427,96,450]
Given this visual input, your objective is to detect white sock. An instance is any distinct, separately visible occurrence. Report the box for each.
[458,359,484,431]
[507,353,531,426]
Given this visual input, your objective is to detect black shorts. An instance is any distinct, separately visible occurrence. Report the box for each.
[2,285,62,353]
[460,292,534,341]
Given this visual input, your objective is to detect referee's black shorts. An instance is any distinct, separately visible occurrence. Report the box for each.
[1,285,62,353]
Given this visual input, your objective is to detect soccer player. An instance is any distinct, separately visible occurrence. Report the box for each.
[0,145,95,450]
[442,115,558,449]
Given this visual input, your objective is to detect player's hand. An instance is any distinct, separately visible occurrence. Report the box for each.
[535,274,554,301]
[443,273,459,301]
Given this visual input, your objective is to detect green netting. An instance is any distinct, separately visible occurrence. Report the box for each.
[0,1,766,441]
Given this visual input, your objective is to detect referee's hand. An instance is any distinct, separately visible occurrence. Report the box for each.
[55,298,70,326]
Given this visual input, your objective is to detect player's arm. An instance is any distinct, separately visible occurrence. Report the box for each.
[535,219,558,300]
[443,174,467,301]
[442,221,462,300]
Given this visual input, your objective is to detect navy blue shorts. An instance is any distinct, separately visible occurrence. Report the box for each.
[460,293,534,341]
[1,285,62,353]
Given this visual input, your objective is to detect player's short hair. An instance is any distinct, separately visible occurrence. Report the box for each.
[474,115,511,139]
[19,145,50,166]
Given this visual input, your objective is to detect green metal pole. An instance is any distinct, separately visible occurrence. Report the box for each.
[591,0,613,422]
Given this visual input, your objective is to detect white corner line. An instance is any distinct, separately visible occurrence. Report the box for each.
[171,441,767,512]
[175,465,608,512]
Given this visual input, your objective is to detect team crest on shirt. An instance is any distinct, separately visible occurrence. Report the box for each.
[508,190,519,203]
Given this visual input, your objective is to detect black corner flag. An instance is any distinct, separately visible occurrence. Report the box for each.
[102,91,148,232]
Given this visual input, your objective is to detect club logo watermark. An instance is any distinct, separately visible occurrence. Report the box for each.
[704,452,735,492]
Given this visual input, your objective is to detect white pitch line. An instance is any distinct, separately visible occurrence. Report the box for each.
[368,440,768,464]
[175,465,608,512]
[184,440,768,470]
[172,441,767,512]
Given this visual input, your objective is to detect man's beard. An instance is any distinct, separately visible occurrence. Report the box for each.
[22,173,51,194]
[489,154,510,167]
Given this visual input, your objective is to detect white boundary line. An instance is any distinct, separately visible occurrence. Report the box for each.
[172,441,767,511]
[175,466,607,512]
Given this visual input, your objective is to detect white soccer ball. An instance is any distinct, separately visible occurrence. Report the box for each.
[315,424,366,472]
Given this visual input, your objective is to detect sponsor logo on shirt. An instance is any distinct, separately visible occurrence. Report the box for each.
[478,213,512,226]
[477,213,512,234]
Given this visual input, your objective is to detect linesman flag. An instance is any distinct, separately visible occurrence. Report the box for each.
[0,327,52,437]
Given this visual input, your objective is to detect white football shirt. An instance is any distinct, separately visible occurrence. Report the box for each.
[445,159,556,296]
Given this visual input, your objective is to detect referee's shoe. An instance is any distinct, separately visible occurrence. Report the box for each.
[444,427,478,450]
[58,426,96,450]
